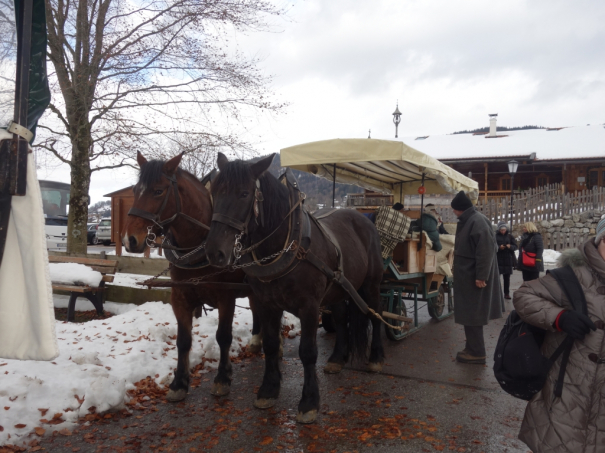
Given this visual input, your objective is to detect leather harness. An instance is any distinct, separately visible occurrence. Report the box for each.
[211,169,373,316]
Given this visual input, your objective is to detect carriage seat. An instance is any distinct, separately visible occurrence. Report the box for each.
[49,255,118,322]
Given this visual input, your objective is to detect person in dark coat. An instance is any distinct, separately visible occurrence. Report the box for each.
[496,221,517,300]
[451,191,503,364]
[516,221,544,281]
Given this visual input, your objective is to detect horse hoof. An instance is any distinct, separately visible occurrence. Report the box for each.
[254,398,277,409]
[296,410,318,424]
[324,362,343,374]
[366,362,383,373]
[249,343,262,354]
[210,382,231,397]
[166,388,187,402]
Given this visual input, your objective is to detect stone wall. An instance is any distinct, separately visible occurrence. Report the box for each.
[511,209,604,239]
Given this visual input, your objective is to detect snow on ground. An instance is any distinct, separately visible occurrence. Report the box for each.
[542,249,562,264]
[0,297,301,447]
[49,262,103,286]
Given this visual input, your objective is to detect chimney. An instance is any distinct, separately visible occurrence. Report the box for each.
[488,113,498,137]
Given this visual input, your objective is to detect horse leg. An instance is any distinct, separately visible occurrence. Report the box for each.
[362,281,385,373]
[324,302,348,374]
[296,303,321,424]
[167,290,194,402]
[248,295,263,354]
[254,308,283,409]
[211,295,235,397]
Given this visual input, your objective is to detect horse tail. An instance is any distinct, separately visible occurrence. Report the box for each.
[348,299,370,362]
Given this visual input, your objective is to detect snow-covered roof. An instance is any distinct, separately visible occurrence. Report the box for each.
[401,124,605,162]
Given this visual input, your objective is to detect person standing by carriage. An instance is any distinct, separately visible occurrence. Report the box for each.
[451,191,503,364]
[496,222,517,300]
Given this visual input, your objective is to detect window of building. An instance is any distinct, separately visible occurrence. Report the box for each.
[536,173,549,187]
[588,167,605,188]
[500,175,511,191]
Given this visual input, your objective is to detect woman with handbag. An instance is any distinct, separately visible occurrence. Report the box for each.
[496,222,517,299]
[517,222,544,281]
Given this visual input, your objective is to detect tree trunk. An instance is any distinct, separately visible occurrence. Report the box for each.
[66,120,91,255]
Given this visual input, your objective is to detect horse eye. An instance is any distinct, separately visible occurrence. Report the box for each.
[240,191,250,198]
[154,189,164,196]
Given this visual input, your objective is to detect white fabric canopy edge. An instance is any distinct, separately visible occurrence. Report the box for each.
[280,138,479,200]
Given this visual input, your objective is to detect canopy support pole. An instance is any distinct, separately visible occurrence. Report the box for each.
[399,183,403,207]
[332,163,336,208]
[420,173,425,248]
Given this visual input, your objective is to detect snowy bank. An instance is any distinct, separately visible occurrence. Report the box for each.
[0,298,300,447]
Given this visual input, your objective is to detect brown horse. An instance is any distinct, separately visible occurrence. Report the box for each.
[123,152,261,401]
[205,153,385,424]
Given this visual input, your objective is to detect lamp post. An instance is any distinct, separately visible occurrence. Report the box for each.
[393,103,401,138]
[508,160,519,225]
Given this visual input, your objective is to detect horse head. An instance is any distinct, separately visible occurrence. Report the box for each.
[206,152,275,268]
[123,151,212,254]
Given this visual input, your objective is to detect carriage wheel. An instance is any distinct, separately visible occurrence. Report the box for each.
[321,311,336,333]
[385,293,408,341]
[428,286,446,319]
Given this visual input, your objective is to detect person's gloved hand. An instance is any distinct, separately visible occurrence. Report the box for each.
[558,311,597,340]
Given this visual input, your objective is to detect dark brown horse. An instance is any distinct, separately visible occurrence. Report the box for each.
[205,153,385,424]
[123,152,263,402]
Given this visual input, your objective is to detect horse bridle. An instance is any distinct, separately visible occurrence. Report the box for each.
[211,178,304,261]
[128,172,211,238]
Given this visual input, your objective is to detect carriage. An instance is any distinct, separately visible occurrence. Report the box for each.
[280,138,479,340]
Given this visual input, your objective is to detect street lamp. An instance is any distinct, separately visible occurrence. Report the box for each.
[393,103,401,138]
[508,160,519,224]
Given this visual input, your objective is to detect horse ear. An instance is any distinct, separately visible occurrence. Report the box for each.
[163,153,183,176]
[250,153,275,179]
[136,152,148,167]
[216,152,229,172]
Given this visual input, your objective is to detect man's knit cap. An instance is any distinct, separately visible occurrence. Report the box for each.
[451,191,473,211]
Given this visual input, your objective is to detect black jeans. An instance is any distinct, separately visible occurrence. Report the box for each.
[464,325,486,357]
[522,270,540,282]
[502,273,511,295]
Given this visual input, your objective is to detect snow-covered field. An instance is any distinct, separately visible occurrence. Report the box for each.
[0,297,300,447]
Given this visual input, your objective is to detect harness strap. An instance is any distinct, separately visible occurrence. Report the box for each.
[241,196,305,256]
[212,213,249,231]
[127,172,211,231]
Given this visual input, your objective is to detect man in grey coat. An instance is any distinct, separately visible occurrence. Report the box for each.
[451,191,503,364]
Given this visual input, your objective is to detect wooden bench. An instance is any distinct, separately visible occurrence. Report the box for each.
[49,256,118,322]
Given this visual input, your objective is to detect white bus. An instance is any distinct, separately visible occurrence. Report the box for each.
[39,180,70,250]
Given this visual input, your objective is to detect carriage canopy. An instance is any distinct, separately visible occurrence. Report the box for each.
[280,138,479,202]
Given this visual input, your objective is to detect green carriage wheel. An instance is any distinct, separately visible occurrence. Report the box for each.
[428,286,446,319]
[384,292,408,341]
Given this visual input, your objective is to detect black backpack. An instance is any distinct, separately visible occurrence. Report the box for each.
[493,266,587,401]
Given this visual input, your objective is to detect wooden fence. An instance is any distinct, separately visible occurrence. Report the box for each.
[439,186,605,227]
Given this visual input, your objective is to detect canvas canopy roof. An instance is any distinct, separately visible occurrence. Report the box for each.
[280,138,479,201]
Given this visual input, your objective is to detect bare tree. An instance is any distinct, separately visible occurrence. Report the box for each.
[39,0,286,253]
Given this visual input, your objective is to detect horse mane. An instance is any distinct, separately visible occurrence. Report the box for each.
[214,159,289,229]
[138,159,203,192]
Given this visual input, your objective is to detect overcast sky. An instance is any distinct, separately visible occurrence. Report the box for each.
[36,0,605,204]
